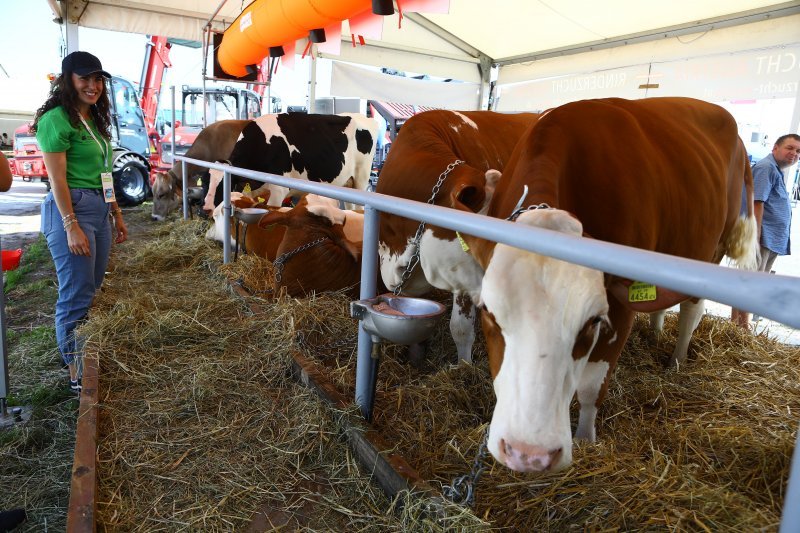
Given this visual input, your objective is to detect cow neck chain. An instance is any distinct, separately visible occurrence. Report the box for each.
[273,236,328,283]
[443,428,489,507]
[392,159,465,296]
[507,202,552,222]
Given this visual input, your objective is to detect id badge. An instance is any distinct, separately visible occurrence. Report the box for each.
[101,172,116,203]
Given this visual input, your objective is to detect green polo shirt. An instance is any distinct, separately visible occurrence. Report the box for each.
[36,106,112,189]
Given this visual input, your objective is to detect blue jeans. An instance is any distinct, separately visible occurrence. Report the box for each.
[41,189,112,367]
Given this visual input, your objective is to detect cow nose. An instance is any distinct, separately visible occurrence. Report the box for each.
[151,215,163,221]
[498,438,563,472]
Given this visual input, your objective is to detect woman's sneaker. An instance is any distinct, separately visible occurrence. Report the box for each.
[69,379,82,393]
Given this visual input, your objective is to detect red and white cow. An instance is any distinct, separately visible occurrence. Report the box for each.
[450,97,758,472]
[207,194,366,298]
[151,120,249,221]
[258,196,365,297]
[204,113,377,211]
[376,110,540,363]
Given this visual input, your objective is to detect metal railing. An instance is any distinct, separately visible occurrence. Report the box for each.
[178,155,800,526]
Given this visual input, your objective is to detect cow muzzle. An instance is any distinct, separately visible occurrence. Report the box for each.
[495,438,565,473]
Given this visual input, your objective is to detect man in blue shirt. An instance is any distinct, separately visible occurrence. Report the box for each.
[733,133,800,329]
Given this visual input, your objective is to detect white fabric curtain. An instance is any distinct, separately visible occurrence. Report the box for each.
[330,62,480,109]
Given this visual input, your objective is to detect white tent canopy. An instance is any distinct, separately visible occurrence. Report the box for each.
[53,1,800,78]
[51,1,800,116]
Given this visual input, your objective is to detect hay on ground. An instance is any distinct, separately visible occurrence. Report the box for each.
[85,216,798,531]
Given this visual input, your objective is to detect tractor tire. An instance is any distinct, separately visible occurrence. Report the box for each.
[113,153,149,206]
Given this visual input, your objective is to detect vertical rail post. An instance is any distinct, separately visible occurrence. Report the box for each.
[0,236,9,417]
[181,159,189,220]
[355,204,380,421]
[781,429,800,532]
[222,170,232,264]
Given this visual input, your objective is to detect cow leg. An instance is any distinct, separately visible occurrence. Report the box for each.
[649,310,665,334]
[450,292,476,364]
[668,299,705,369]
[575,298,634,441]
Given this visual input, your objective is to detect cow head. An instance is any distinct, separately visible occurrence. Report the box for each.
[477,210,609,472]
[257,196,363,297]
[377,167,500,299]
[448,171,611,472]
[151,171,181,221]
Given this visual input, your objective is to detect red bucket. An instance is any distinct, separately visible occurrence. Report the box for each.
[2,249,23,271]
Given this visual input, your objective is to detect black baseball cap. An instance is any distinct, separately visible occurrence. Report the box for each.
[62,51,111,78]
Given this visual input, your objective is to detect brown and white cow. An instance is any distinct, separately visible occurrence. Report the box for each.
[258,196,365,297]
[207,194,366,298]
[449,97,758,473]
[203,113,378,211]
[376,110,539,363]
[151,120,249,221]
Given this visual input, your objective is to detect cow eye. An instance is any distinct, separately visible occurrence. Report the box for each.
[591,315,611,332]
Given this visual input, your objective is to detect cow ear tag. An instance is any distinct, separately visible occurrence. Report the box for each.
[243,183,252,194]
[628,281,657,303]
[456,232,470,252]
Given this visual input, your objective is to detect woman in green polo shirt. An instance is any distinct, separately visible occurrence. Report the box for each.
[33,51,128,393]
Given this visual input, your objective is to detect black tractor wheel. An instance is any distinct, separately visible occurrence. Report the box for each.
[113,153,149,206]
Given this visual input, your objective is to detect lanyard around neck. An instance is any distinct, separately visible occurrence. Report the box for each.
[78,114,110,168]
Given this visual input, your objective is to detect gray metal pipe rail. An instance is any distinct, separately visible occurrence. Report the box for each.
[180,155,800,329]
[178,155,800,524]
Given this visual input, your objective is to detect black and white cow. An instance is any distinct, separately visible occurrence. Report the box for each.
[203,113,378,210]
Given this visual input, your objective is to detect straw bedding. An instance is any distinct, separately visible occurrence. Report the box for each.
[83,214,798,531]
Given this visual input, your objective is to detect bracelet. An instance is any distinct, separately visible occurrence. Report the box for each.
[63,218,78,230]
[62,213,77,224]
[110,207,123,217]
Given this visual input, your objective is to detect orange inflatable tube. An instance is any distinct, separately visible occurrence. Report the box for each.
[218,0,373,77]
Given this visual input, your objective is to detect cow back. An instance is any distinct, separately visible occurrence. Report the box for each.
[377,110,539,252]
[173,119,250,184]
[488,97,747,262]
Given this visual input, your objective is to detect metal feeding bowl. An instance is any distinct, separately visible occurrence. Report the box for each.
[234,207,268,225]
[351,293,446,345]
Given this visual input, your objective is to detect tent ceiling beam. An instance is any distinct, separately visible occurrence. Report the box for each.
[322,39,481,64]
[404,13,488,61]
[80,0,229,28]
[496,1,800,67]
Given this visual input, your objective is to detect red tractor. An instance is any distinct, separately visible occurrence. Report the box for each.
[9,123,50,190]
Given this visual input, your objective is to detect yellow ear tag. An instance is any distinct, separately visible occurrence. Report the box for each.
[628,282,657,303]
[257,197,264,203]
[242,183,252,194]
[456,232,470,252]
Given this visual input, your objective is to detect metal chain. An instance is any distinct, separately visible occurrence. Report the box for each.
[273,236,328,283]
[234,237,330,296]
[507,202,552,222]
[393,159,464,295]
[443,429,490,507]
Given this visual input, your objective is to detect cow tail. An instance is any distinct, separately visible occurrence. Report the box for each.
[725,152,758,270]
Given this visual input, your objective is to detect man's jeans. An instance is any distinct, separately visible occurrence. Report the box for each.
[41,189,111,367]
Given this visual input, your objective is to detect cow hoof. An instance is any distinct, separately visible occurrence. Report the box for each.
[667,356,683,370]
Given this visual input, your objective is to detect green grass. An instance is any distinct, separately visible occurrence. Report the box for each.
[4,236,50,293]
[1,233,75,532]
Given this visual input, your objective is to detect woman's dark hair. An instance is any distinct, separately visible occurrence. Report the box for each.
[32,73,112,138]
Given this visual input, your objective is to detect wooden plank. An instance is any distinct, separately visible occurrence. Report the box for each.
[232,276,437,497]
[290,351,438,498]
[66,350,100,532]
